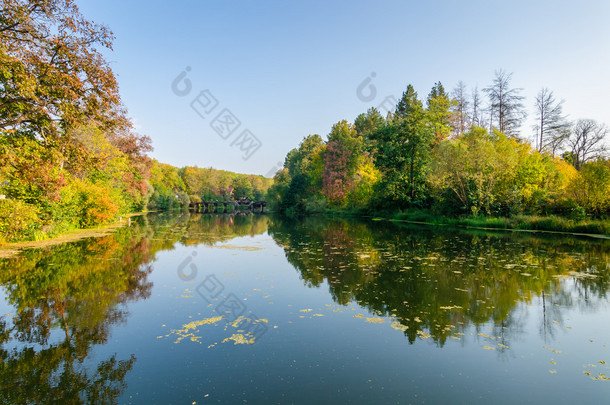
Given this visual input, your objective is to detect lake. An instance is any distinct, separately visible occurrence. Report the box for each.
[1,213,609,404]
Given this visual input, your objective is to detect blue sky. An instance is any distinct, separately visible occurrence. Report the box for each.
[78,0,610,176]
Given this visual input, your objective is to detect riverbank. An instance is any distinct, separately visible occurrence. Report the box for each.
[324,208,610,238]
[0,213,145,259]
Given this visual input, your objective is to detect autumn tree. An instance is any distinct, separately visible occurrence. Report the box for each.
[0,0,125,137]
[322,121,362,205]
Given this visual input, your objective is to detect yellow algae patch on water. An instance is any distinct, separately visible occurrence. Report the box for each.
[440,305,463,310]
[223,333,255,345]
[167,316,224,344]
[391,321,408,332]
[482,345,495,350]
[313,314,324,317]
[365,317,384,324]
[353,314,365,319]
[182,316,224,331]
[300,309,312,313]
[417,330,431,339]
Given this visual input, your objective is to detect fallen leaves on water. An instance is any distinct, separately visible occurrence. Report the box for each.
[391,322,408,332]
[222,333,255,345]
[417,330,431,339]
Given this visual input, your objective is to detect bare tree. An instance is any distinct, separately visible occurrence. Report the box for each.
[484,69,526,137]
[547,127,571,157]
[567,119,608,169]
[451,81,469,136]
[533,88,570,155]
[471,85,482,127]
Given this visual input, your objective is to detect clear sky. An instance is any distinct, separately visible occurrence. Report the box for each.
[78,0,610,176]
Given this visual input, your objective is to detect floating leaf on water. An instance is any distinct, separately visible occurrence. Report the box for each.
[482,345,495,350]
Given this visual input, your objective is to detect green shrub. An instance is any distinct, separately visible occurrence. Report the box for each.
[0,199,42,242]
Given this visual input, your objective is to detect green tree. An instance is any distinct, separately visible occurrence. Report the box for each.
[426,81,454,144]
[370,85,432,207]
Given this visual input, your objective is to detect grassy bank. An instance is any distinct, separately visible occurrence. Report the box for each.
[0,213,145,259]
[323,208,610,238]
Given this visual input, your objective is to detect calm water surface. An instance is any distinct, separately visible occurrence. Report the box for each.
[1,213,609,404]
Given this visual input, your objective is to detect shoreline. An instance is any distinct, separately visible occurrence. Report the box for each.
[0,213,146,259]
[322,209,610,239]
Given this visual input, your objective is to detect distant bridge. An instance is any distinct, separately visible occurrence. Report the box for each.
[189,198,267,214]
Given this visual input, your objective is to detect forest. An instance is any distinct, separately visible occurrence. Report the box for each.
[2,1,609,244]
[0,1,271,242]
[268,77,610,230]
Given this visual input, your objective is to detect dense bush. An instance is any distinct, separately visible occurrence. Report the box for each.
[0,199,42,242]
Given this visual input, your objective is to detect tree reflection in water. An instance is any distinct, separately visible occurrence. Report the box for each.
[268,216,610,346]
[0,212,268,404]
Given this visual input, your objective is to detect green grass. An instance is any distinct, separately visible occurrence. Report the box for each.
[325,208,610,237]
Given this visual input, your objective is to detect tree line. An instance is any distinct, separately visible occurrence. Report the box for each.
[0,0,271,242]
[268,72,609,219]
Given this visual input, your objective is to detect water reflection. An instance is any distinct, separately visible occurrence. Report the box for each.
[0,213,268,404]
[1,213,609,402]
[268,217,610,346]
